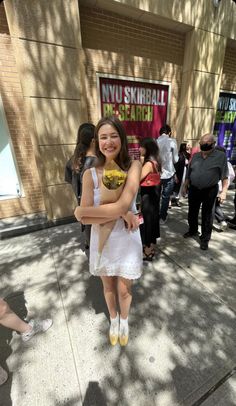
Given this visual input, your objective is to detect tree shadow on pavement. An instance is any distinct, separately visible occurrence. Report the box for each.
[100,259,236,405]
[51,222,236,405]
[1,215,236,405]
[85,277,109,320]
[4,220,236,405]
[159,192,236,314]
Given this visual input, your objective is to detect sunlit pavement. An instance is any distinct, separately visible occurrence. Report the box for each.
[0,190,236,406]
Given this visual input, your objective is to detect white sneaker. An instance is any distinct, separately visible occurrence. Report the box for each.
[0,365,8,386]
[160,218,167,225]
[219,221,227,231]
[21,319,53,342]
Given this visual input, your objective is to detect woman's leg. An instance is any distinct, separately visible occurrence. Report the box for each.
[100,276,117,318]
[140,191,152,248]
[0,298,52,342]
[101,277,119,345]
[154,184,161,241]
[141,188,158,259]
[141,190,156,247]
[117,277,132,319]
[0,299,30,334]
[178,166,187,201]
[117,277,132,346]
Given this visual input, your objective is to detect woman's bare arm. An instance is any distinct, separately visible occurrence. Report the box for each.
[78,217,119,225]
[74,160,141,219]
[74,169,119,224]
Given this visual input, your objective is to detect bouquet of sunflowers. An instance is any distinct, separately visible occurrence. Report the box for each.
[96,160,127,269]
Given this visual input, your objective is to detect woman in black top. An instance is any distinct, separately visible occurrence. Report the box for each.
[139,138,162,261]
[65,123,97,248]
[65,123,97,202]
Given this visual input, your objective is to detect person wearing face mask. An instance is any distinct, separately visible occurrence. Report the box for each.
[182,134,228,250]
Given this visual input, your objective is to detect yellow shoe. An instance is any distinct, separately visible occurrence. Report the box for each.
[109,314,119,346]
[109,333,118,346]
[119,334,129,346]
[119,319,129,346]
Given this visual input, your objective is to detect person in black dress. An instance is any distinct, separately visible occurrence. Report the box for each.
[139,138,162,261]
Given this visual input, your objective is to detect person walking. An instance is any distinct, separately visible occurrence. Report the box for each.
[183,133,228,250]
[157,124,178,223]
[74,116,142,347]
[139,138,161,261]
[0,298,52,386]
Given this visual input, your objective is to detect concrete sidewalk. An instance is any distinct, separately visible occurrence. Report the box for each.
[0,191,236,406]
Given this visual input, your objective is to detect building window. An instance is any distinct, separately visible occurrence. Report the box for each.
[0,94,23,199]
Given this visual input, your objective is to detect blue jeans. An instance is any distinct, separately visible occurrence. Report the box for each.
[160,176,175,220]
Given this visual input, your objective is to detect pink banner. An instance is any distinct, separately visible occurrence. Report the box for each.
[99,76,169,158]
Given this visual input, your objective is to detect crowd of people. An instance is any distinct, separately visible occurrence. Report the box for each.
[69,116,235,347]
[1,116,235,386]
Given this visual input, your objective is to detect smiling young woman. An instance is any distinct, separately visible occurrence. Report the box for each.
[74,116,143,346]
[97,124,121,160]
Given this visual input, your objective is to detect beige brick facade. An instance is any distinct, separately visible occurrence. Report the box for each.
[2,0,86,220]
[222,46,236,92]
[1,0,236,221]
[0,4,45,219]
[80,6,185,135]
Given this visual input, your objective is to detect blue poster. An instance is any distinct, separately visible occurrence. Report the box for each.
[214,92,236,164]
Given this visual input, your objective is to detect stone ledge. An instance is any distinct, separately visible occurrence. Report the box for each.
[0,212,76,239]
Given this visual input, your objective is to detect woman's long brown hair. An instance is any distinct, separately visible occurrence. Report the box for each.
[72,124,95,172]
[139,137,162,171]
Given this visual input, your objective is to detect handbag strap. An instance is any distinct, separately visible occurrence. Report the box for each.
[149,160,158,174]
[90,167,99,189]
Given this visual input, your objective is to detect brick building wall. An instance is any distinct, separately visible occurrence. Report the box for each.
[221,46,236,92]
[0,4,45,219]
[1,1,236,222]
[79,6,185,134]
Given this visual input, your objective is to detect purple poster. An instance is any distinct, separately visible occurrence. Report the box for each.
[214,92,236,164]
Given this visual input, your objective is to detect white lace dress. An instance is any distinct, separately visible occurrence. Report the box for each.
[89,168,143,279]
